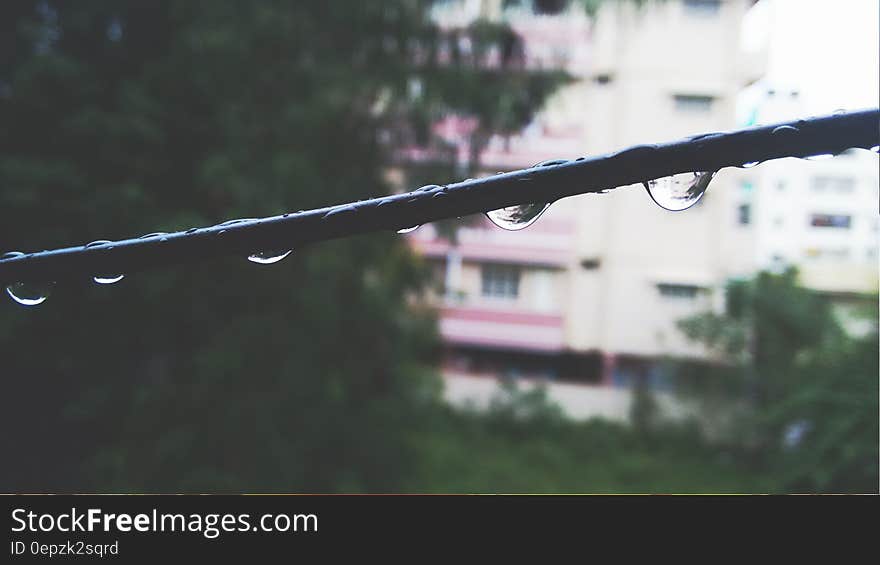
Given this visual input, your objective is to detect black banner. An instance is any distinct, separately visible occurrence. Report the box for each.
[1,495,874,560]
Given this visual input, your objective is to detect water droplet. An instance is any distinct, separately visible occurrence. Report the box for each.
[247,250,292,265]
[82,241,125,283]
[397,225,420,234]
[870,145,879,154]
[185,228,199,234]
[644,171,715,211]
[5,281,53,306]
[484,159,565,230]
[93,274,125,285]
[741,161,759,168]
[1,251,24,260]
[220,218,255,227]
[805,154,834,161]
[535,159,568,168]
[486,203,551,230]
[139,232,167,239]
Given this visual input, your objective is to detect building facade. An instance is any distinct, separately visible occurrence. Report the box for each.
[735,86,879,296]
[401,0,775,403]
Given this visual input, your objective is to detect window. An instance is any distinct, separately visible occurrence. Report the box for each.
[657,283,701,299]
[810,213,851,228]
[737,204,751,225]
[531,0,568,15]
[481,264,520,299]
[683,0,721,16]
[674,94,714,113]
[812,176,855,193]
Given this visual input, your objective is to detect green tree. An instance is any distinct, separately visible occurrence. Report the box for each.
[0,0,570,492]
[676,269,878,493]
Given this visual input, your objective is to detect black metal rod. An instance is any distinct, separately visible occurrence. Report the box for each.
[1,109,877,286]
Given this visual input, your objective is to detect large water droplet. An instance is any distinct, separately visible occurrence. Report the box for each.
[5,281,54,306]
[486,203,551,230]
[644,171,715,211]
[485,160,564,231]
[247,250,292,265]
[397,225,420,234]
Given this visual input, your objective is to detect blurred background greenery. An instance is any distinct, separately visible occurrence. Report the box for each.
[0,0,876,493]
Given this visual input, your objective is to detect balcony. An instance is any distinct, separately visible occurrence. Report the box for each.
[408,214,575,353]
[439,306,566,352]
[408,215,574,268]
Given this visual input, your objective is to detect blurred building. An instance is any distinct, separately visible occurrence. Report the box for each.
[732,85,879,339]
[735,86,879,296]
[400,0,773,415]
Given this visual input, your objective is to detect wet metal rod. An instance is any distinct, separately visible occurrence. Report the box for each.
[0,108,877,285]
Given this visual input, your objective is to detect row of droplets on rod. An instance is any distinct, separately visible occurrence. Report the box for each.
[5,146,879,307]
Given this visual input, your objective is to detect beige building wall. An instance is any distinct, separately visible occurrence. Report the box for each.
[558,0,763,357]
[416,0,770,369]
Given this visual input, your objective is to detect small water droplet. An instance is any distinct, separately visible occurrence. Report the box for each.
[805,154,834,161]
[185,228,199,234]
[535,159,568,168]
[139,232,167,239]
[397,225,420,234]
[247,250,292,264]
[772,125,799,137]
[741,161,759,168]
[5,281,54,306]
[644,171,715,211]
[219,218,255,227]
[83,241,125,283]
[93,274,125,285]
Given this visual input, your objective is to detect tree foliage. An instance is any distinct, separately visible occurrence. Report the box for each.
[675,269,878,492]
[0,0,556,491]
